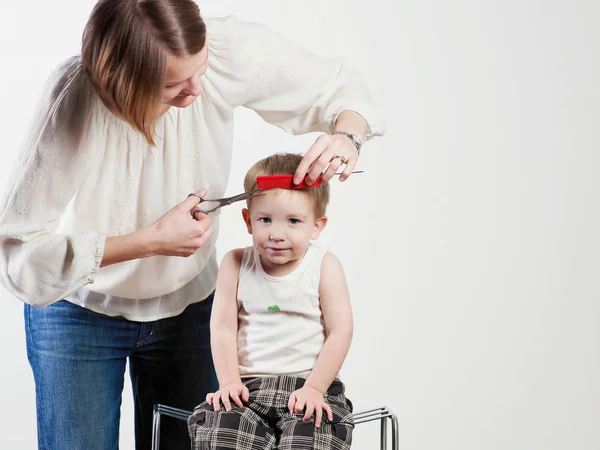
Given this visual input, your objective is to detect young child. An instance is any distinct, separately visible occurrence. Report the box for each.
[188,153,355,449]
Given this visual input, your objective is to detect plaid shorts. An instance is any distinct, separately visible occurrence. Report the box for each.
[188,376,354,449]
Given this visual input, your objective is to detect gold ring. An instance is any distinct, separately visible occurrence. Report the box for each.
[332,155,346,164]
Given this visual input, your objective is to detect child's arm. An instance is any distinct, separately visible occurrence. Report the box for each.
[288,251,353,426]
[305,251,353,391]
[208,248,249,412]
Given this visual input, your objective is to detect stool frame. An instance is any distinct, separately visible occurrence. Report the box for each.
[151,403,399,450]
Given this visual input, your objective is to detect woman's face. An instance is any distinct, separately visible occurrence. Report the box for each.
[162,46,209,108]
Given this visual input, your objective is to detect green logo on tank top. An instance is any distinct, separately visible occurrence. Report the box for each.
[267,305,280,311]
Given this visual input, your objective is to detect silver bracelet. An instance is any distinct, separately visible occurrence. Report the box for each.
[332,131,362,156]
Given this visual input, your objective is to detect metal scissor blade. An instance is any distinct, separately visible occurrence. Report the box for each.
[196,188,263,204]
[335,170,363,175]
[197,188,265,214]
[220,188,264,204]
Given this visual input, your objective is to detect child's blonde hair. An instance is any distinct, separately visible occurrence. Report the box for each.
[244,153,330,218]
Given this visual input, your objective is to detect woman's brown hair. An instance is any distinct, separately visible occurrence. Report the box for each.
[82,0,206,145]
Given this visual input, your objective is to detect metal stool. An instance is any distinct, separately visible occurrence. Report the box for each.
[152,403,399,450]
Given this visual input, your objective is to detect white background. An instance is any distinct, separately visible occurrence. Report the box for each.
[1,0,599,449]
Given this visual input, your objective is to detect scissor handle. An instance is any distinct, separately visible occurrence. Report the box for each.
[187,189,262,217]
[188,193,206,202]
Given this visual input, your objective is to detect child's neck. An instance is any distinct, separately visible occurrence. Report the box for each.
[259,248,309,278]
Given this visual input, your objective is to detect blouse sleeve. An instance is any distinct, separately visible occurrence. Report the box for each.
[206,16,386,139]
[0,57,105,306]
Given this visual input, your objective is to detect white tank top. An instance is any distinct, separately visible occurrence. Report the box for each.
[237,243,327,378]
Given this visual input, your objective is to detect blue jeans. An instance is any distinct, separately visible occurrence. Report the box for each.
[25,296,218,450]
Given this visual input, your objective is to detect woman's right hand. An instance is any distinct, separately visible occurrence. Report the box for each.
[148,188,214,257]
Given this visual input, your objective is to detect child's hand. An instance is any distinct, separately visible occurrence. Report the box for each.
[206,382,250,412]
[288,385,333,428]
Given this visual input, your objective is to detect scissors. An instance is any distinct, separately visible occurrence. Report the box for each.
[188,170,363,219]
[188,188,263,218]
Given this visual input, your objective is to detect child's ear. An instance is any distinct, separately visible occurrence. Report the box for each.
[311,216,328,240]
[242,208,253,234]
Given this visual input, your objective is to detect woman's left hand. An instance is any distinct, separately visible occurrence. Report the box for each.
[293,133,359,186]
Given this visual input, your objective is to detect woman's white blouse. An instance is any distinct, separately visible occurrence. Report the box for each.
[0,15,385,321]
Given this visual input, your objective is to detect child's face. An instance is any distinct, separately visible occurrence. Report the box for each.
[242,190,327,276]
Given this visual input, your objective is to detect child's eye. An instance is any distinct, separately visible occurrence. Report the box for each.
[164,84,177,89]
[288,218,300,225]
[259,217,271,224]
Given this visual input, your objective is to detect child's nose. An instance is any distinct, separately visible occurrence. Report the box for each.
[269,228,285,240]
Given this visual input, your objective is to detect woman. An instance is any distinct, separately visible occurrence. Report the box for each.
[0,0,384,448]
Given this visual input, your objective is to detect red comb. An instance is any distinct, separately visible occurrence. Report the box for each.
[256,175,324,190]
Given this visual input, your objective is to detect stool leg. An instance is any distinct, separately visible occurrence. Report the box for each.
[380,416,388,450]
[152,409,161,450]
[391,415,399,450]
